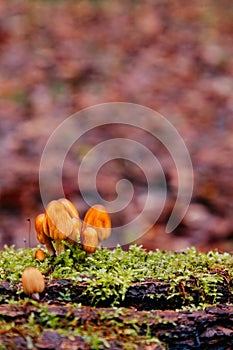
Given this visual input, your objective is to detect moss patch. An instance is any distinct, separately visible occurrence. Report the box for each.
[0,301,168,349]
[0,244,233,308]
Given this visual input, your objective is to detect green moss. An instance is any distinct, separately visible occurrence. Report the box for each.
[34,303,166,349]
[0,301,165,349]
[0,244,233,308]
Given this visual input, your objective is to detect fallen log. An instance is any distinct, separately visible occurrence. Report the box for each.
[1,247,233,348]
[0,276,232,309]
[0,303,233,349]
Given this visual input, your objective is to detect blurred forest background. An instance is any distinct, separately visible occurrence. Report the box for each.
[0,0,232,251]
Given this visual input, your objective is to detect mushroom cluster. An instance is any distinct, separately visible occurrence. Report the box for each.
[35,198,82,256]
[35,199,111,256]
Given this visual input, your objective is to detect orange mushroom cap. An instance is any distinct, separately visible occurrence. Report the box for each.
[58,198,79,219]
[22,267,45,298]
[45,198,81,241]
[35,214,48,245]
[35,213,55,256]
[83,204,111,241]
[34,249,46,261]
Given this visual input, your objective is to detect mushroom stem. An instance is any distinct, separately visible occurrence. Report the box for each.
[66,236,77,246]
[55,239,65,256]
[45,239,56,256]
[32,292,40,301]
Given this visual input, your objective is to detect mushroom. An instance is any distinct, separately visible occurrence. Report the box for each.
[34,249,46,262]
[35,213,55,256]
[35,199,111,256]
[83,205,111,243]
[22,267,45,300]
[80,227,98,253]
[35,198,82,256]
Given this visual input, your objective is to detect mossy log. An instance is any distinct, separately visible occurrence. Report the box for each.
[0,302,233,349]
[1,246,233,348]
[0,276,232,309]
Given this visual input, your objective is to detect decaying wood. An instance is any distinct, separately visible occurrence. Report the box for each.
[0,303,233,349]
[0,277,232,309]
[1,278,233,348]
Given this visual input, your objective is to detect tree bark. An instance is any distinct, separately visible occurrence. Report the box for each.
[0,276,231,309]
[1,278,233,349]
[0,303,233,349]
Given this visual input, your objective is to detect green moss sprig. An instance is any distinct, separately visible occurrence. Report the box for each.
[0,245,233,308]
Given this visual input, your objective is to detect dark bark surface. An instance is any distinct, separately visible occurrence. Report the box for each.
[1,278,233,348]
[0,277,232,309]
[0,303,233,349]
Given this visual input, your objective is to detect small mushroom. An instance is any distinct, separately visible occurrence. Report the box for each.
[34,249,46,262]
[22,267,45,300]
[80,227,98,254]
[35,213,55,256]
[83,205,111,242]
[66,217,82,245]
